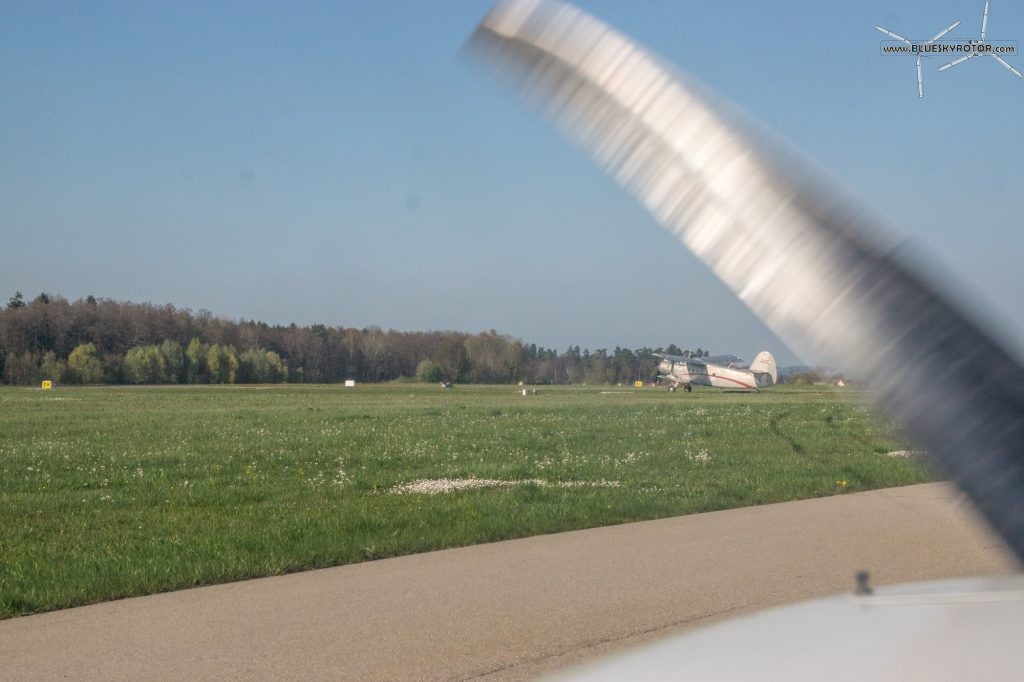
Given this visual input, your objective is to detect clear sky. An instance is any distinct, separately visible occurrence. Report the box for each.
[2,1,1022,366]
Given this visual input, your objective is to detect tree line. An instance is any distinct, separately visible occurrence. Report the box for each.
[0,291,712,386]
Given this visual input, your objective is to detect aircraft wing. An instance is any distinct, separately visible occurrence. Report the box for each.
[557,575,1024,679]
[468,0,1024,562]
[704,354,744,366]
[653,352,706,365]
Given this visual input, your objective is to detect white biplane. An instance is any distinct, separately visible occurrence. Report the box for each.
[655,352,777,392]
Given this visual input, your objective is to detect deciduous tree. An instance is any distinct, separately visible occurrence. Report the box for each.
[415,358,444,383]
[67,343,103,384]
[207,344,238,384]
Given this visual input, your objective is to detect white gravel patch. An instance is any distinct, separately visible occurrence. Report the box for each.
[390,478,621,495]
[885,450,927,458]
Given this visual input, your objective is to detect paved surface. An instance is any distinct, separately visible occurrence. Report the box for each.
[1,483,1018,680]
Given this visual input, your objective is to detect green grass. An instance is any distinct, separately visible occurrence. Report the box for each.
[0,383,934,618]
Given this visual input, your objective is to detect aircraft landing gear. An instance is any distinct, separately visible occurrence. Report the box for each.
[684,384,693,393]
[669,385,676,392]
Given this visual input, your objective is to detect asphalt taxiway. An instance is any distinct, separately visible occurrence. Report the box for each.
[1,483,1017,680]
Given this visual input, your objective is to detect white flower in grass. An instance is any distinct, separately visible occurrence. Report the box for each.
[687,448,711,464]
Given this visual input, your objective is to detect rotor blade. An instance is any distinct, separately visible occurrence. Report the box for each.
[939,53,974,71]
[875,25,912,45]
[469,0,1024,562]
[928,20,960,44]
[991,53,1024,78]
[981,0,989,41]
[917,56,924,97]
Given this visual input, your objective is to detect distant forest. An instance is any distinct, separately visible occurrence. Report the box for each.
[0,292,714,386]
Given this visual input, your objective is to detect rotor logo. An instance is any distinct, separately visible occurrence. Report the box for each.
[877,0,1021,98]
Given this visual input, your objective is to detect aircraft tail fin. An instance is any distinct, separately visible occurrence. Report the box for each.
[750,351,777,387]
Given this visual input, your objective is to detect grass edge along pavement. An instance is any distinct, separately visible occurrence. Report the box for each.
[0,383,934,618]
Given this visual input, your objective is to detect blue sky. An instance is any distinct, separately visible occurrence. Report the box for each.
[2,1,1022,365]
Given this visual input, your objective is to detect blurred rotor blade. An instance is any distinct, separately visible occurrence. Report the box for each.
[468,0,1024,562]
[928,20,960,44]
[991,53,1023,78]
[981,0,990,41]
[939,53,974,71]
[875,25,912,45]
[917,56,924,97]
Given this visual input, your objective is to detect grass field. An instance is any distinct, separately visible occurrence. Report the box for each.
[0,383,934,619]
